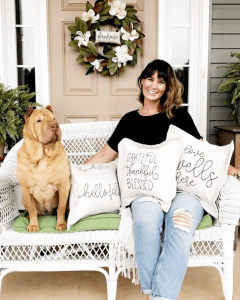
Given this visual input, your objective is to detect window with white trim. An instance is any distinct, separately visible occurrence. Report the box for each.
[16,0,36,101]
[171,0,190,105]
[0,0,50,106]
[158,0,210,139]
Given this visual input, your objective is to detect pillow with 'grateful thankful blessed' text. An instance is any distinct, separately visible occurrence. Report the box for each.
[67,160,121,230]
[117,138,182,212]
[166,125,234,218]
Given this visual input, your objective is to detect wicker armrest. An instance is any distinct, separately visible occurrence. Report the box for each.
[0,140,23,233]
[216,175,240,226]
[0,185,20,233]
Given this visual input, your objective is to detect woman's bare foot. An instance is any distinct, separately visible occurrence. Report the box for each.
[146,295,150,300]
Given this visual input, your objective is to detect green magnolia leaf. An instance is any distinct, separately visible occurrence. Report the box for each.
[101,69,109,76]
[87,42,98,56]
[99,15,110,22]
[104,51,115,59]
[82,62,92,68]
[114,18,122,26]
[131,53,137,66]
[124,41,132,47]
[103,45,113,53]
[136,47,143,53]
[79,47,92,56]
[102,1,111,10]
[75,17,88,33]
[68,26,77,34]
[128,41,136,49]
[107,59,117,69]
[76,54,84,63]
[122,18,130,27]
[126,16,139,24]
[69,40,79,48]
[109,64,119,75]
[90,23,100,36]
[100,7,110,15]
[86,1,93,11]
[126,7,137,13]
[136,29,145,38]
[127,11,138,17]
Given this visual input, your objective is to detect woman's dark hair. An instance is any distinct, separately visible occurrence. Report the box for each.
[137,59,183,118]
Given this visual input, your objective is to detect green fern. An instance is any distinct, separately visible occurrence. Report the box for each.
[218,52,240,125]
[0,83,42,148]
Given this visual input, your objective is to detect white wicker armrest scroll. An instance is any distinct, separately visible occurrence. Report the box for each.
[216,175,240,226]
[0,140,23,232]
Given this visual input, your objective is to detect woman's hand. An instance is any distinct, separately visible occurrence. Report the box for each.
[228,165,240,180]
[84,144,118,165]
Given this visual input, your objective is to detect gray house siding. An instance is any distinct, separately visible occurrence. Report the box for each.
[208,0,240,144]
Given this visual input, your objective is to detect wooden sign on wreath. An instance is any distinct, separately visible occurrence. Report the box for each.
[68,0,145,76]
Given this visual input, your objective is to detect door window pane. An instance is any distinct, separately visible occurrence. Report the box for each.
[15,0,36,25]
[171,28,189,65]
[172,0,190,25]
[16,27,35,65]
[174,67,189,104]
[18,67,36,101]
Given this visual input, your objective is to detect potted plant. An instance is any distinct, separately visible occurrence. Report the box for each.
[217,51,240,126]
[216,52,240,170]
[0,83,41,157]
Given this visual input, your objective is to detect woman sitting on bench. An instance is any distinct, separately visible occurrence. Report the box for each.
[86,59,240,300]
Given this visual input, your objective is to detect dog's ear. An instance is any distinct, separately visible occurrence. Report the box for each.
[45,105,53,113]
[25,107,34,121]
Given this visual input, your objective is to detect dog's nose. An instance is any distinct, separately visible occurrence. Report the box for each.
[50,122,58,130]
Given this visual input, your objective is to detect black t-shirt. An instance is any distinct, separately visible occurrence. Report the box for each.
[107,107,202,152]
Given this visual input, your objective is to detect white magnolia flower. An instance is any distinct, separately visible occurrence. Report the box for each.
[109,0,127,20]
[121,23,139,41]
[82,9,100,23]
[74,31,91,47]
[112,45,133,67]
[90,59,104,72]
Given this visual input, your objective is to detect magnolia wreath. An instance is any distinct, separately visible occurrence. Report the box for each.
[68,0,145,76]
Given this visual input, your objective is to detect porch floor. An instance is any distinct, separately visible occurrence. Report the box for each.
[1,236,240,300]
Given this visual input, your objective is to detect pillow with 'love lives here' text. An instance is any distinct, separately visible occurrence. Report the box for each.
[166,125,234,218]
[117,138,182,212]
[67,161,120,230]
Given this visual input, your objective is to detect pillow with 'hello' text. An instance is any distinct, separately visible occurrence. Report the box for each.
[67,160,120,230]
[117,138,182,212]
[166,125,234,218]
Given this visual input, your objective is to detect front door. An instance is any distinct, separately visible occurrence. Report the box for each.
[48,0,158,123]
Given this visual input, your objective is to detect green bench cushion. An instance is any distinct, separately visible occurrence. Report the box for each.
[12,211,121,233]
[12,211,212,233]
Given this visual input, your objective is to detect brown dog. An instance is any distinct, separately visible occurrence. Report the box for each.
[17,105,70,232]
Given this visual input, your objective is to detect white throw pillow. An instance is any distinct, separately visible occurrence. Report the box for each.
[117,138,182,212]
[67,160,121,230]
[166,125,234,218]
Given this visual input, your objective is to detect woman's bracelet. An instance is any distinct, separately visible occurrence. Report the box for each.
[232,173,240,180]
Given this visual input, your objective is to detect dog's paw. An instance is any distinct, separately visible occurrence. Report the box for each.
[27,224,40,232]
[56,221,67,231]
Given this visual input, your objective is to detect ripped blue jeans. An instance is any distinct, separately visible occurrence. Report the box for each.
[131,193,204,300]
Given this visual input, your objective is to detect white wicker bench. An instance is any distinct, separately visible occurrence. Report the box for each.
[0,121,240,300]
